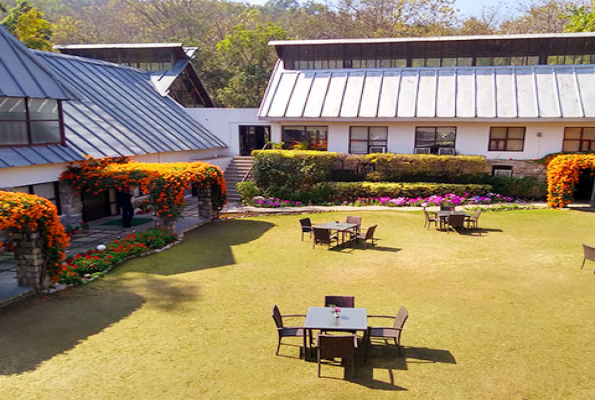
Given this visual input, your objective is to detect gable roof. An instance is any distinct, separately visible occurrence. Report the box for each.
[0,26,74,100]
[259,62,595,120]
[0,51,226,169]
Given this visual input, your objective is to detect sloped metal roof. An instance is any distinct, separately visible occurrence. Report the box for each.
[259,62,595,120]
[0,51,225,169]
[149,60,190,96]
[0,26,74,100]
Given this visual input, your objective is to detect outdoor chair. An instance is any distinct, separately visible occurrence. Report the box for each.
[466,209,482,229]
[316,334,358,378]
[445,215,466,233]
[354,225,378,249]
[440,205,454,211]
[272,305,309,358]
[345,216,362,236]
[313,228,338,249]
[581,244,595,273]
[300,218,315,241]
[364,306,409,361]
[424,210,438,230]
[325,295,355,308]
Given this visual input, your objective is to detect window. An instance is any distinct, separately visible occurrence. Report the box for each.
[0,97,64,147]
[492,165,513,177]
[282,126,328,151]
[349,127,388,154]
[12,182,61,214]
[563,127,595,152]
[488,127,525,151]
[414,127,456,154]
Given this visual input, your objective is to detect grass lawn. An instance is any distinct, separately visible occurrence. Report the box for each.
[1,209,595,399]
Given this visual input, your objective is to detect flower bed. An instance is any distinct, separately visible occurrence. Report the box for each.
[252,198,303,208]
[56,228,177,284]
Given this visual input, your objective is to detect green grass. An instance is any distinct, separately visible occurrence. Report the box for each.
[1,209,595,399]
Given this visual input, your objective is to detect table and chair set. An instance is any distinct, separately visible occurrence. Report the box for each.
[300,216,378,249]
[272,296,409,378]
[424,206,482,233]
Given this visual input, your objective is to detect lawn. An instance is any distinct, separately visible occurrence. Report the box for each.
[1,209,595,399]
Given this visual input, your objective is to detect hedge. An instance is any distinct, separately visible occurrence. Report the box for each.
[322,182,493,201]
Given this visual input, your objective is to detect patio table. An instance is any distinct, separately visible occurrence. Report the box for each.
[315,222,358,247]
[435,210,470,230]
[303,307,368,359]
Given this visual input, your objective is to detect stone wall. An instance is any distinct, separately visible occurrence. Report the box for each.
[58,181,83,226]
[487,159,547,180]
[197,186,214,220]
[12,231,50,291]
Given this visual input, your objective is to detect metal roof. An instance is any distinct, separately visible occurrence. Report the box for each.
[0,51,226,169]
[0,26,75,100]
[149,60,190,96]
[269,32,595,47]
[54,43,184,49]
[259,62,595,120]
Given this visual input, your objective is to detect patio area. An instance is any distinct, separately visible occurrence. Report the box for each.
[0,209,594,398]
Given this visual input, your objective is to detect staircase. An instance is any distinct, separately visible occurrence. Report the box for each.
[224,156,254,203]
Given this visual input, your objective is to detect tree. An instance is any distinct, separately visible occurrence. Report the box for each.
[565,4,595,31]
[1,0,53,50]
[215,14,287,107]
[500,0,580,34]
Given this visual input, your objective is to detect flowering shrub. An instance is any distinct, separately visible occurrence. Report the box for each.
[57,228,177,284]
[0,191,69,277]
[251,198,303,208]
[546,154,595,208]
[60,156,227,225]
[348,193,521,207]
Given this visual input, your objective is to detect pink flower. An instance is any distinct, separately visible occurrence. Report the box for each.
[334,306,341,312]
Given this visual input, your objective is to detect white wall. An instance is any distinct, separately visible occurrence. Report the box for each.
[274,120,576,159]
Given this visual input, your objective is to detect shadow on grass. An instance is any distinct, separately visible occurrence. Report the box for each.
[123,219,275,276]
[0,276,199,375]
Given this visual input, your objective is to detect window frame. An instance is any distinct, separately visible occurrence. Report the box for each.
[0,98,66,148]
[488,127,526,152]
[12,182,62,214]
[281,125,328,151]
[414,126,456,154]
[349,126,388,154]
[562,127,595,152]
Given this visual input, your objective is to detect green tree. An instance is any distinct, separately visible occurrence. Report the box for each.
[1,0,53,50]
[215,13,287,107]
[565,4,595,32]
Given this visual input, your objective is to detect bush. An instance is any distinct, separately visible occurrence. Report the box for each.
[236,181,261,202]
[490,176,547,199]
[323,182,492,201]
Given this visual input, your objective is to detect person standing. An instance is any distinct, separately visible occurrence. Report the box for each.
[116,187,134,228]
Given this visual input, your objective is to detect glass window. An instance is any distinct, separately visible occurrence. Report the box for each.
[563,127,595,152]
[415,127,456,154]
[282,126,328,151]
[12,182,61,213]
[349,126,388,154]
[488,127,526,152]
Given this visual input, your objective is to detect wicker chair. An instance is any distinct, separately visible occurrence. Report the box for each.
[354,225,378,249]
[445,214,465,233]
[324,295,355,308]
[313,228,338,249]
[272,305,309,358]
[424,210,438,230]
[364,306,409,361]
[316,334,358,378]
[300,218,315,241]
[581,244,595,273]
[440,205,454,211]
[466,209,482,229]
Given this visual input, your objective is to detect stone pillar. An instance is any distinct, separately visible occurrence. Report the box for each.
[13,231,50,291]
[58,181,83,226]
[197,186,214,221]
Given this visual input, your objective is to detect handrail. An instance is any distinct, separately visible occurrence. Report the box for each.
[240,142,271,183]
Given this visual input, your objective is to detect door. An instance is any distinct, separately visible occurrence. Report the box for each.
[239,125,270,156]
[573,169,595,201]
[82,190,113,222]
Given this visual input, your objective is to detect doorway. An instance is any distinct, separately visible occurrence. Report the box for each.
[573,168,595,201]
[82,189,118,222]
[239,125,270,156]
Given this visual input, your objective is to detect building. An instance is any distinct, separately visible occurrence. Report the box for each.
[257,33,595,184]
[0,27,227,224]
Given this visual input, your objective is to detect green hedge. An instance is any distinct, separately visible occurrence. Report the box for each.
[490,176,547,199]
[323,182,493,201]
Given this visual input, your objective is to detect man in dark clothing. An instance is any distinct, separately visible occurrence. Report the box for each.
[116,188,134,228]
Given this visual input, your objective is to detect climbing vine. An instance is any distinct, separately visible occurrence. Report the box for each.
[546,154,595,208]
[0,191,69,277]
[60,156,227,225]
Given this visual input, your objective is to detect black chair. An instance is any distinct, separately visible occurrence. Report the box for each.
[466,209,482,229]
[364,306,409,361]
[316,334,358,378]
[424,210,438,230]
[445,214,465,233]
[313,228,338,249]
[324,295,355,308]
[300,218,314,241]
[272,305,308,358]
[354,225,378,249]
